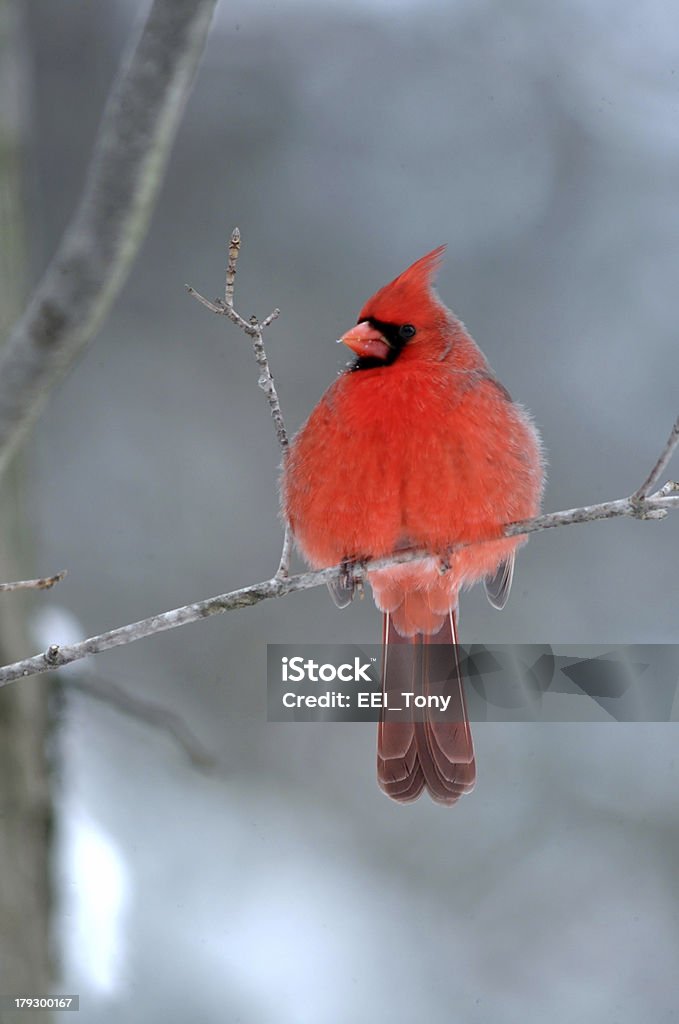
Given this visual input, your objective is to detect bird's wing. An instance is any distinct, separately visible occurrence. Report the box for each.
[484,554,515,610]
[326,579,355,609]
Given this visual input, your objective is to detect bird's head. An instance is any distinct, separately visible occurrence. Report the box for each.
[340,246,457,369]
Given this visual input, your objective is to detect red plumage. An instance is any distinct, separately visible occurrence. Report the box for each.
[282,248,544,805]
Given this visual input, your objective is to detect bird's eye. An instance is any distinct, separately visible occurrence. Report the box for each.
[399,324,416,340]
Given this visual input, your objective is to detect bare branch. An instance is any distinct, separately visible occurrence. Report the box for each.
[276,524,293,580]
[1,481,677,686]
[505,485,679,534]
[184,287,225,316]
[260,308,281,331]
[65,674,216,770]
[0,571,66,593]
[0,0,218,480]
[225,226,241,307]
[632,414,679,502]
[251,311,286,450]
[187,230,288,452]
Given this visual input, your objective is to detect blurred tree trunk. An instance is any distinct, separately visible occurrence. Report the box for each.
[0,0,53,1009]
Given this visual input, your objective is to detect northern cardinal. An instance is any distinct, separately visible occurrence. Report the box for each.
[282,248,543,804]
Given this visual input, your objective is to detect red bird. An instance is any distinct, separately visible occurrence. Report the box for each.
[282,248,544,804]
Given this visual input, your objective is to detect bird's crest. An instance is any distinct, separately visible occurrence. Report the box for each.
[358,246,446,325]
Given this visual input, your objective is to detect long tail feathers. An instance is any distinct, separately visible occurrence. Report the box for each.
[377,611,476,805]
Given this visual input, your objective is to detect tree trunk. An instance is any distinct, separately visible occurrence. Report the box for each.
[0,0,53,1011]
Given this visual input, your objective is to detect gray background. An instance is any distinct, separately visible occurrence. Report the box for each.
[17,0,679,1019]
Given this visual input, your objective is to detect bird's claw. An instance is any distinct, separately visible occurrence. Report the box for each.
[339,557,357,591]
[327,557,364,609]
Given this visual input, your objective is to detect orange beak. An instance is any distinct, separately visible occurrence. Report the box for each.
[340,321,391,361]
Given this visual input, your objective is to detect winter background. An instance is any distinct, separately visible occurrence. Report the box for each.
[5,0,679,1020]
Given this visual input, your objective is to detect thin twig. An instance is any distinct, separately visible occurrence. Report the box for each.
[188,229,290,579]
[0,571,66,593]
[0,0,218,480]
[188,230,288,585]
[225,226,240,307]
[65,674,216,770]
[276,524,293,579]
[1,481,677,686]
[632,414,679,502]
[187,228,288,451]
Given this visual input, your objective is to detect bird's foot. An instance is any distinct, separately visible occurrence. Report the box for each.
[327,556,364,609]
